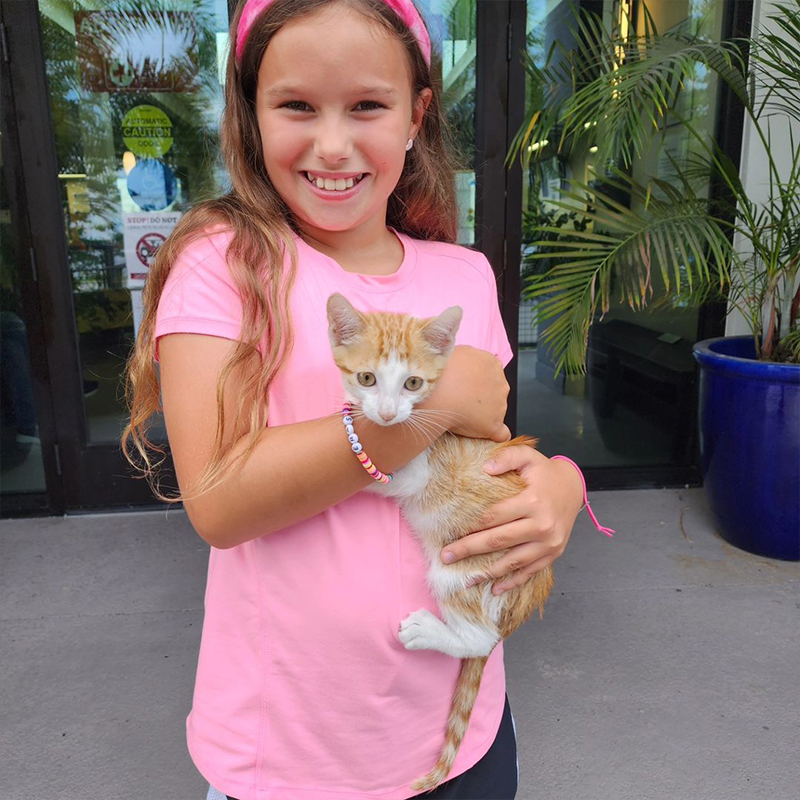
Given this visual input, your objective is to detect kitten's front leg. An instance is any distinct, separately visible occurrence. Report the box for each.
[399,608,500,658]
[364,451,430,499]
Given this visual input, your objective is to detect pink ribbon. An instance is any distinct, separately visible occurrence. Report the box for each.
[551,456,615,537]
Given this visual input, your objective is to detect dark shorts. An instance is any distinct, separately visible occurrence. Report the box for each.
[225,695,517,800]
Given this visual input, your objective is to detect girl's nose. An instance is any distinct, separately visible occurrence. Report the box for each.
[313,119,352,162]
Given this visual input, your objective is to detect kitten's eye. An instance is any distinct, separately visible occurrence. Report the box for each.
[404,376,423,391]
[357,372,376,387]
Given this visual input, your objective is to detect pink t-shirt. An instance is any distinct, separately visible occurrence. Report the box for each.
[155,225,515,800]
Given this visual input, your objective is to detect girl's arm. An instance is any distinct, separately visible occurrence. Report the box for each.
[159,333,510,549]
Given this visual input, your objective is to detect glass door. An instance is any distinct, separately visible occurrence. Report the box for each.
[0,0,233,510]
[515,0,730,480]
[0,134,47,497]
[421,0,478,244]
[0,62,50,510]
[38,0,230,450]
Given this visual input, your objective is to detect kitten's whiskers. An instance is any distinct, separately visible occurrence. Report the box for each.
[413,408,468,426]
[405,411,447,442]
[403,417,437,444]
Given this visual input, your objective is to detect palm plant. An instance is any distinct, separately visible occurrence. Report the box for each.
[507,0,800,374]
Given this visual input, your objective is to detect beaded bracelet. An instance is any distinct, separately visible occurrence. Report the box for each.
[342,404,394,484]
[550,455,615,537]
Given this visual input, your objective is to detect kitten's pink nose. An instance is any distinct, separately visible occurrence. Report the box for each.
[379,410,395,422]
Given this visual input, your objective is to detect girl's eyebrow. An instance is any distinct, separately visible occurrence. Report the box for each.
[266,84,398,98]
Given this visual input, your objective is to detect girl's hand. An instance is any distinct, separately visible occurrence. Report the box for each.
[424,345,510,442]
[440,446,584,591]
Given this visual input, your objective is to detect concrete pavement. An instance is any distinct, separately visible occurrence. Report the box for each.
[2,488,798,800]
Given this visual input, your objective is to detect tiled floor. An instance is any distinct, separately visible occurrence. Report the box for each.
[2,489,799,800]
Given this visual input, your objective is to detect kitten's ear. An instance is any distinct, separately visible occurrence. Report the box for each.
[422,306,463,354]
[327,293,364,346]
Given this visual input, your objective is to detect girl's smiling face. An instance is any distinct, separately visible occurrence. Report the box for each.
[254,5,432,236]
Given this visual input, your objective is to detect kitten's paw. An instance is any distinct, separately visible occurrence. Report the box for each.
[398,609,447,652]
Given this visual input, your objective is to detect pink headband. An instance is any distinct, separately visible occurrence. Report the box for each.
[235,0,432,66]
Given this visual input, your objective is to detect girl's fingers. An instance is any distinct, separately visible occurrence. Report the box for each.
[491,554,555,594]
[470,494,532,532]
[482,443,541,476]
[442,518,533,563]
[463,541,546,587]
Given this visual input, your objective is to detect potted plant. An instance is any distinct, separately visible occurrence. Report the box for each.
[507,2,800,560]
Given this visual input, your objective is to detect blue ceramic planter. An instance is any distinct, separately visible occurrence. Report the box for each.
[693,337,800,561]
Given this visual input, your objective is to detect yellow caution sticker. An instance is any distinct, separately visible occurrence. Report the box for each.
[122,105,173,158]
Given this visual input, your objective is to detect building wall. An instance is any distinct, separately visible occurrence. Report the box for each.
[727,0,800,336]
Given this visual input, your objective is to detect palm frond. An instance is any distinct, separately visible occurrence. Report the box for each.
[751,1,800,122]
[779,331,800,362]
[512,0,800,365]
[566,36,748,167]
[512,5,750,170]
[522,176,734,374]
[506,44,576,168]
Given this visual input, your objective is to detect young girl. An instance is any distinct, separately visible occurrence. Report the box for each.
[123,1,590,798]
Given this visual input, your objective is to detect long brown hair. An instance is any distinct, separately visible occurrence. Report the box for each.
[122,0,466,503]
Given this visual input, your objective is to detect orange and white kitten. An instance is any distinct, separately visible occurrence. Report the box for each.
[327,293,554,792]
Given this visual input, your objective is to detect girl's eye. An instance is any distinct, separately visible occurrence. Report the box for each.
[404,377,423,391]
[355,101,385,111]
[280,101,385,112]
[357,372,376,387]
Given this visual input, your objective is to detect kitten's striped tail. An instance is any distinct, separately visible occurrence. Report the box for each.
[411,655,489,793]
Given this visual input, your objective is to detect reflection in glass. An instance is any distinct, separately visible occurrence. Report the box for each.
[0,131,46,493]
[423,1,477,244]
[517,0,724,467]
[38,0,230,444]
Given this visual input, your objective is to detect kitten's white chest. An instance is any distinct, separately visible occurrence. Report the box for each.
[367,449,453,546]
[367,448,484,606]
[365,450,432,500]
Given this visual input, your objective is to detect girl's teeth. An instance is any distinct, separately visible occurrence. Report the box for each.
[307,173,362,192]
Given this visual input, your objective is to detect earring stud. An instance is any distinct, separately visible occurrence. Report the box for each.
[405,138,414,151]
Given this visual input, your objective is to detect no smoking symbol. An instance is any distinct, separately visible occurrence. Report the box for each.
[136,232,166,268]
